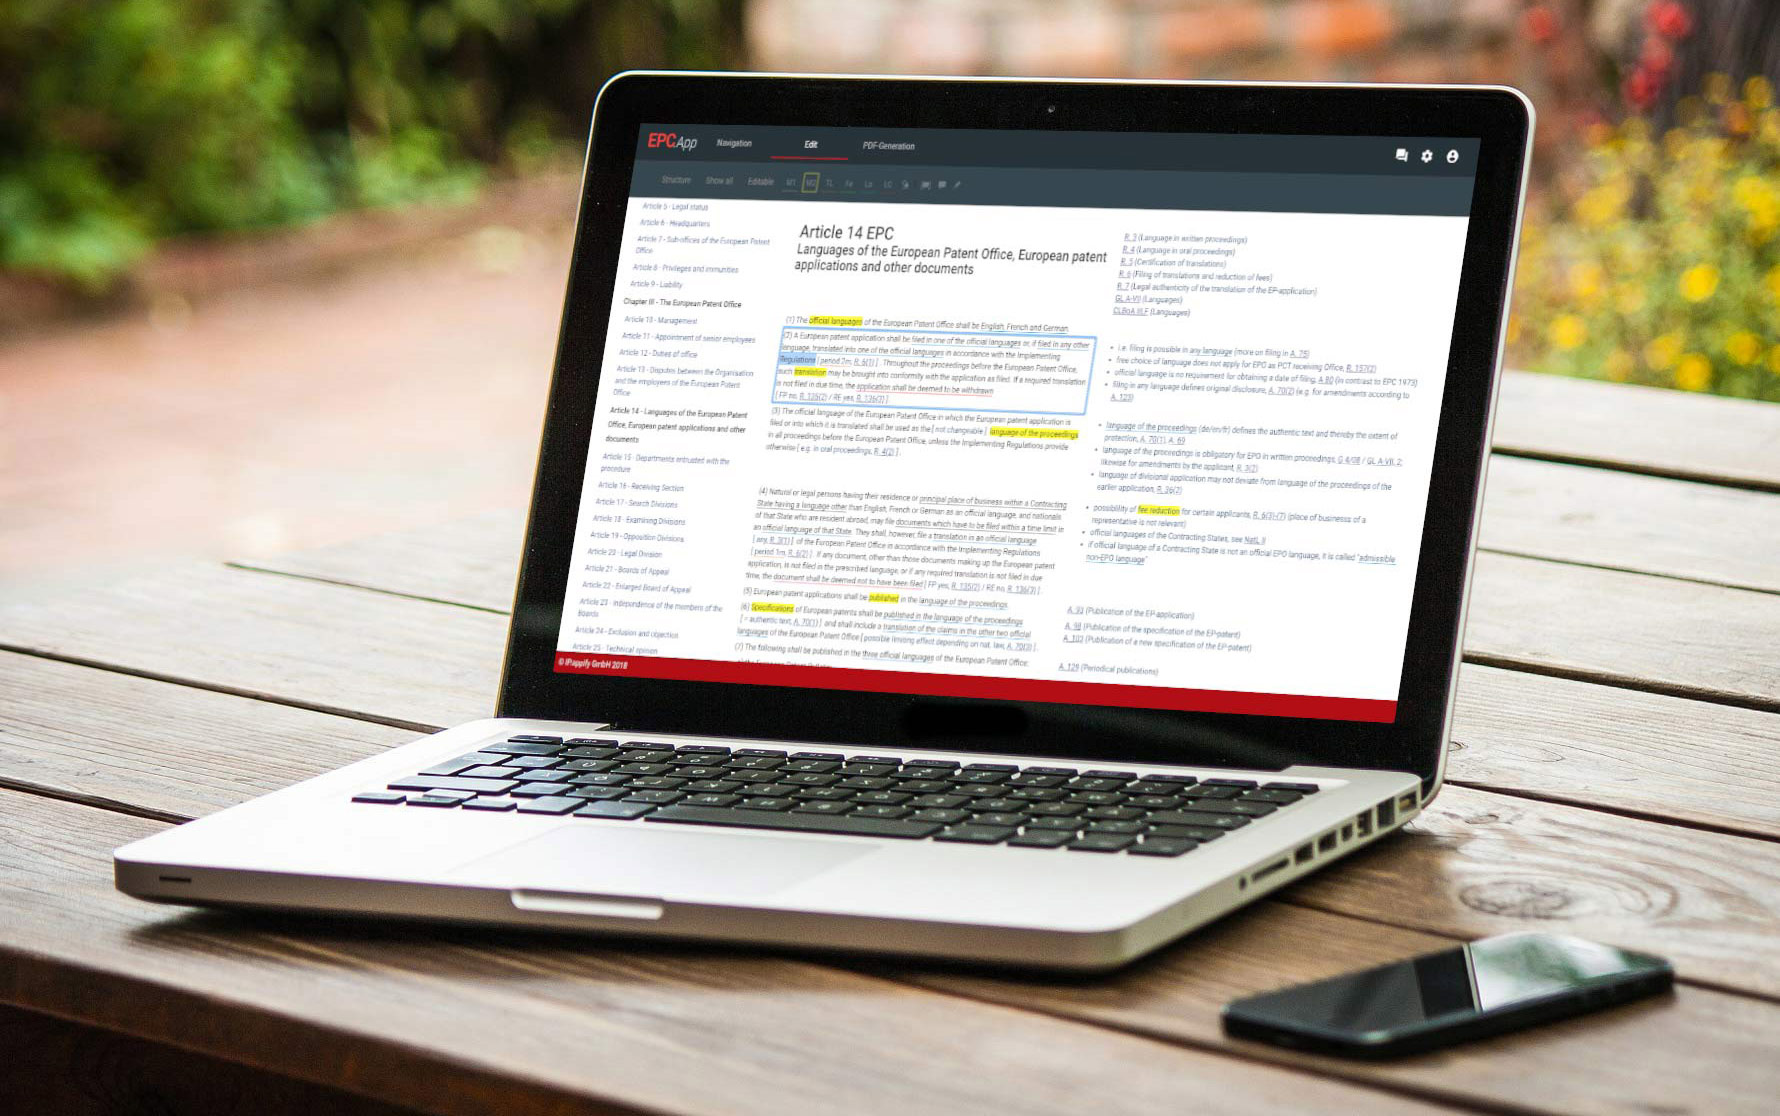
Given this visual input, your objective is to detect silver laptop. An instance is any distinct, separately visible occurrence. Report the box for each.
[116,73,1532,970]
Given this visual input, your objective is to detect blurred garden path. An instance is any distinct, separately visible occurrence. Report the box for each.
[0,210,575,604]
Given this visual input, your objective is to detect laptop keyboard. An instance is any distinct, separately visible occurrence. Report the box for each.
[352,735,1322,857]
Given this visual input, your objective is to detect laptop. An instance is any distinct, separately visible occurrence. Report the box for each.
[115,73,1532,970]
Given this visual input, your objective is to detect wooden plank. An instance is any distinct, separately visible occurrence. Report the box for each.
[0,563,506,729]
[1451,663,1780,840]
[0,651,413,822]
[237,508,525,613]
[0,1003,422,1116]
[1465,551,1780,709]
[1480,455,1780,593]
[1290,781,1780,1000]
[5,661,1780,1116]
[1492,370,1780,491]
[909,903,1780,1116]
[238,508,1780,709]
[0,790,1458,1116]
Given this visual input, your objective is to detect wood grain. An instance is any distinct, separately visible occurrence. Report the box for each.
[0,1003,423,1116]
[907,903,1780,1116]
[1451,662,1780,839]
[1466,551,1780,708]
[1479,455,1780,593]
[0,789,1459,1116]
[0,562,506,729]
[1492,370,1780,491]
[0,651,414,821]
[1289,782,1780,1000]
[4,660,1780,1116]
[237,503,1780,709]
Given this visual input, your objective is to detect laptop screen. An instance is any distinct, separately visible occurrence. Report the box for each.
[552,124,1479,725]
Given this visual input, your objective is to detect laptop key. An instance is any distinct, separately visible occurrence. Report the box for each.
[1181,785,1242,800]
[509,782,575,798]
[1241,789,1304,805]
[624,790,686,805]
[1022,766,1078,776]
[569,772,632,787]
[910,794,969,809]
[850,755,906,765]
[908,808,969,824]
[1025,802,1084,817]
[793,800,853,815]
[675,744,730,755]
[562,746,620,760]
[726,755,783,770]
[971,812,1028,827]
[420,753,504,776]
[1129,838,1198,857]
[683,778,743,793]
[1127,794,1184,809]
[521,795,600,815]
[1085,820,1143,834]
[352,791,405,804]
[935,825,1016,844]
[791,751,845,761]
[1200,778,1259,789]
[1180,799,1276,817]
[1007,829,1073,848]
[733,748,788,758]
[737,797,797,811]
[792,786,853,801]
[568,785,632,801]
[1025,816,1082,831]
[458,765,522,780]
[1264,781,1323,794]
[1148,824,1229,841]
[558,758,620,773]
[1083,805,1144,820]
[484,741,563,756]
[406,794,466,808]
[576,800,656,820]
[894,779,952,793]
[460,796,519,811]
[1147,811,1250,830]
[1068,833,1135,852]
[647,805,941,839]
[902,758,959,770]
[1082,770,1137,780]
[852,791,910,805]
[508,735,564,744]
[681,793,741,807]
[1139,773,1198,785]
[851,805,911,819]
[388,775,518,795]
[506,755,565,769]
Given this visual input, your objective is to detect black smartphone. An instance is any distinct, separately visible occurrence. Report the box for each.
[1222,932,1673,1058]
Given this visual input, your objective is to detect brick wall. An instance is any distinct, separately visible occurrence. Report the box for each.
[747,0,1527,86]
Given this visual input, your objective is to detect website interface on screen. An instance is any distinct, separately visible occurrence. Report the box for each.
[553,124,1479,723]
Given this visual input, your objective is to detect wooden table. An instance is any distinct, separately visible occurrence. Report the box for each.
[4,371,1779,1115]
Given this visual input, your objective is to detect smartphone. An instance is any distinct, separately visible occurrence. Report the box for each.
[1222,932,1673,1058]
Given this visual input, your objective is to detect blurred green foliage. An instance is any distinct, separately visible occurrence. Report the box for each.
[0,0,741,289]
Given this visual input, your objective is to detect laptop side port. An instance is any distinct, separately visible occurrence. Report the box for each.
[1376,798,1397,828]
[1251,857,1290,883]
[1398,791,1419,813]
[1355,812,1373,838]
[1294,843,1314,865]
[1317,832,1338,853]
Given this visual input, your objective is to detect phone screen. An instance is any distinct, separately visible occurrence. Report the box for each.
[1225,933,1671,1053]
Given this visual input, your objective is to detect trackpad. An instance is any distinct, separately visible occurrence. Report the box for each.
[448,825,874,902]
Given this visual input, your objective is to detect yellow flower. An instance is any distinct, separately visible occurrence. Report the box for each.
[1603,349,1634,381]
[1574,183,1626,227]
[1767,264,1780,303]
[1645,332,1683,370]
[1705,73,1732,106]
[1749,76,1774,110]
[1769,345,1780,375]
[1549,314,1588,351]
[1568,262,1604,300]
[1679,263,1720,302]
[1614,282,1646,314]
[1726,331,1763,365]
[1675,353,1712,392]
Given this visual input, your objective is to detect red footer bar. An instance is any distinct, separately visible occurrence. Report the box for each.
[554,653,1394,723]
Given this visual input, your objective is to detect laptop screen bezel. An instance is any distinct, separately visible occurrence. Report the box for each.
[496,73,1530,789]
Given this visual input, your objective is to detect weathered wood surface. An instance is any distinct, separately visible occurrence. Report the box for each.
[1492,370,1780,491]
[0,789,1463,1116]
[5,372,1780,1116]
[5,652,1779,1115]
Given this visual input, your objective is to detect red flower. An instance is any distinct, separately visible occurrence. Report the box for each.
[1646,0,1692,39]
[1639,35,1674,75]
[1624,67,1659,110]
[1523,4,1558,44]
